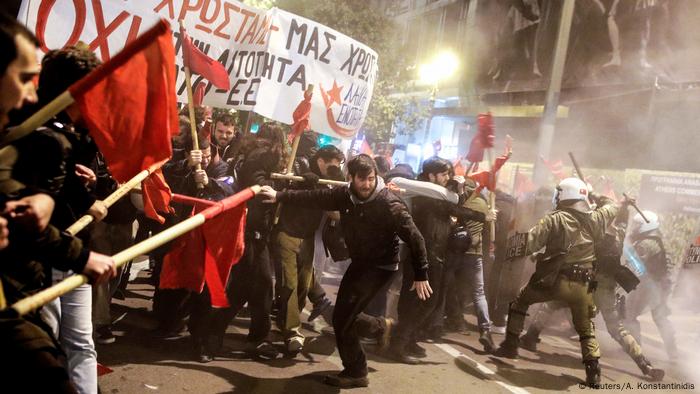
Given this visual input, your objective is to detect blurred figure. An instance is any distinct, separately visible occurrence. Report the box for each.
[624,210,677,360]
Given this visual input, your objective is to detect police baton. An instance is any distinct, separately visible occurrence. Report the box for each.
[622,193,650,223]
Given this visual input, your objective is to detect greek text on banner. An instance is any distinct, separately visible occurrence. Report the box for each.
[19,0,378,139]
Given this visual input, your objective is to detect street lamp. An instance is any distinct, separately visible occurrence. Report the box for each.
[418,50,459,162]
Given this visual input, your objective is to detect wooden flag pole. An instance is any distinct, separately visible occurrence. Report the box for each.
[0,91,75,148]
[8,186,260,317]
[179,22,204,189]
[486,148,496,241]
[65,162,165,236]
[271,172,347,187]
[273,84,314,224]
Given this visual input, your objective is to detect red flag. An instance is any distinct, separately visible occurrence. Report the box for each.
[466,113,496,163]
[68,21,178,184]
[181,29,230,90]
[141,166,173,224]
[468,152,510,192]
[159,202,247,307]
[287,89,313,144]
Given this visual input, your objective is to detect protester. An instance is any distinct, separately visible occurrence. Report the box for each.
[272,144,345,355]
[0,14,115,393]
[388,157,493,363]
[260,154,431,388]
[208,123,288,361]
[211,112,239,164]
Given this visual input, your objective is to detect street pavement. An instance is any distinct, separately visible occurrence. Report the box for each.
[97,272,700,393]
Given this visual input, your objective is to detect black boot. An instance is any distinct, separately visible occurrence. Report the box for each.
[584,359,601,387]
[634,355,664,381]
[494,333,519,359]
[520,329,541,352]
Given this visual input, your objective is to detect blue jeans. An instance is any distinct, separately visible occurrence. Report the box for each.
[44,271,97,394]
[445,253,491,332]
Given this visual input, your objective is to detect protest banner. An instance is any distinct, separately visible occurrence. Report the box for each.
[19,0,378,140]
[637,173,700,215]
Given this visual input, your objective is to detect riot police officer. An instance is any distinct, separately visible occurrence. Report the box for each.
[494,177,630,387]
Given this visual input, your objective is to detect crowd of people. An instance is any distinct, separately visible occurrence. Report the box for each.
[0,12,681,393]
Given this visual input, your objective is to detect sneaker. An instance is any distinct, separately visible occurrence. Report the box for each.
[95,326,116,345]
[479,331,496,353]
[308,298,332,322]
[245,341,279,360]
[324,371,369,388]
[385,344,420,365]
[286,336,304,355]
[491,325,506,335]
[192,340,213,363]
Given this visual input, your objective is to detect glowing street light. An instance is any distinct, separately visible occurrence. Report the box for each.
[418,50,459,86]
[418,50,459,161]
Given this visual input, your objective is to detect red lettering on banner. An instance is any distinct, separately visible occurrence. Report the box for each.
[88,0,130,60]
[234,9,255,42]
[178,0,203,22]
[36,0,87,53]
[239,14,258,44]
[153,0,175,19]
[213,2,240,40]
[254,15,276,45]
[195,0,220,33]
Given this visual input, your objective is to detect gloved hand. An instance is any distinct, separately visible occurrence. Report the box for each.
[301,172,319,187]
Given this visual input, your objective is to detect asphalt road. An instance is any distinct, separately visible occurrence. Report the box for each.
[97,272,700,394]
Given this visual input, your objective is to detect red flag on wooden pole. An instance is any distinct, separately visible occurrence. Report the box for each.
[181,30,230,90]
[68,20,178,184]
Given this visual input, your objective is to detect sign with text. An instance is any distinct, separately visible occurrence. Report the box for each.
[638,174,700,215]
[505,232,528,260]
[19,0,377,139]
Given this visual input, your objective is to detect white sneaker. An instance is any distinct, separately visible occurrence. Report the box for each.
[491,325,506,335]
[286,336,304,354]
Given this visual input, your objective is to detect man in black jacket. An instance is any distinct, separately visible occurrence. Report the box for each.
[259,154,430,388]
[272,144,345,355]
[389,157,491,363]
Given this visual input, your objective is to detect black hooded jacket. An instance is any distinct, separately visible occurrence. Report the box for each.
[277,177,430,280]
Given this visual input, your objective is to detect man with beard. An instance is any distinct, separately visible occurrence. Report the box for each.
[259,154,430,388]
[388,157,493,363]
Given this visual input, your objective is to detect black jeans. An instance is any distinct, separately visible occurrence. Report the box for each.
[333,263,395,377]
[211,236,273,344]
[394,257,444,347]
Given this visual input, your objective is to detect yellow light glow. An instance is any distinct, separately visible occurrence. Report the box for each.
[418,50,459,85]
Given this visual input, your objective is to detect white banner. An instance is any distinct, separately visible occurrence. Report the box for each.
[18,0,378,139]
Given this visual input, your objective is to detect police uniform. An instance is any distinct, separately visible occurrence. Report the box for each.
[519,200,664,380]
[495,178,619,386]
[624,225,677,358]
